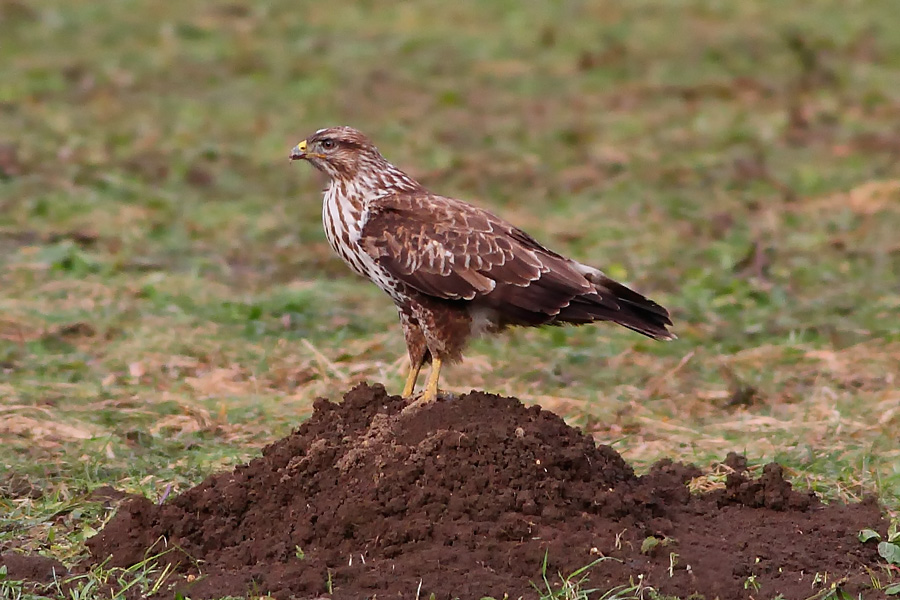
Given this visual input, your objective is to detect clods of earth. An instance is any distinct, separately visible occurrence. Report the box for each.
[2,384,891,599]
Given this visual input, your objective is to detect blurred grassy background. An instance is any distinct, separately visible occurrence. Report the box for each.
[2,0,899,579]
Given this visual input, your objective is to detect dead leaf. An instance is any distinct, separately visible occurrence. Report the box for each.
[0,415,98,443]
[185,365,253,396]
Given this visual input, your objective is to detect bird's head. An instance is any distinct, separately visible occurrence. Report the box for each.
[290,126,384,181]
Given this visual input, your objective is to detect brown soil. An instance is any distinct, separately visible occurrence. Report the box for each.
[0,553,67,585]
[85,383,886,599]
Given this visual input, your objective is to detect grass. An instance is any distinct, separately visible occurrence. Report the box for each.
[2,0,900,597]
[528,553,655,600]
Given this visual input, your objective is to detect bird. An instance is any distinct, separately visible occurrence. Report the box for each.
[290,127,674,404]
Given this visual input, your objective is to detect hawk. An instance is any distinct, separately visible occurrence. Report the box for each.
[290,127,674,403]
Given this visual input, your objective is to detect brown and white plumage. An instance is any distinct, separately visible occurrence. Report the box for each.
[290,126,674,402]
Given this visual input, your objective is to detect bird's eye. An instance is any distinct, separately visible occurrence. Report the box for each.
[321,139,335,150]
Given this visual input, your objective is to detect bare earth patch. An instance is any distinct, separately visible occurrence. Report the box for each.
[76,384,887,599]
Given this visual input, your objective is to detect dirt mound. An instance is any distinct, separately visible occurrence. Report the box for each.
[87,384,887,599]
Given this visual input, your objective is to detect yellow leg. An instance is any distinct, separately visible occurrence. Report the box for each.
[401,359,423,397]
[421,357,443,403]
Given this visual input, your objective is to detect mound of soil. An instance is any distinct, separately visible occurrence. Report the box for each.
[87,384,886,599]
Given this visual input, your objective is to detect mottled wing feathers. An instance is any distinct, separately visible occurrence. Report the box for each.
[360,192,674,340]
[362,193,585,296]
[360,205,496,299]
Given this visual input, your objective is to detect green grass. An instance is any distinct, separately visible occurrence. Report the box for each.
[2,0,900,597]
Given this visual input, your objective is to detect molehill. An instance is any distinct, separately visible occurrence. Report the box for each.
[75,384,890,598]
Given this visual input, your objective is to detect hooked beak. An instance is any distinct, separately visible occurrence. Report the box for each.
[289,139,308,161]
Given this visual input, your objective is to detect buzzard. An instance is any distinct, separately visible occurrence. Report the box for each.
[290,127,674,403]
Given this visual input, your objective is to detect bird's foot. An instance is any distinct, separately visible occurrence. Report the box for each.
[400,389,456,415]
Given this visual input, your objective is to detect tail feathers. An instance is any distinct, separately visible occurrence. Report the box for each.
[557,274,675,341]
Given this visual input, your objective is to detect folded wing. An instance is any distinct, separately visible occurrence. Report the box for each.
[359,192,673,339]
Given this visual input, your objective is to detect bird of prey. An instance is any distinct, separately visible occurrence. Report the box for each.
[290,127,674,403]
